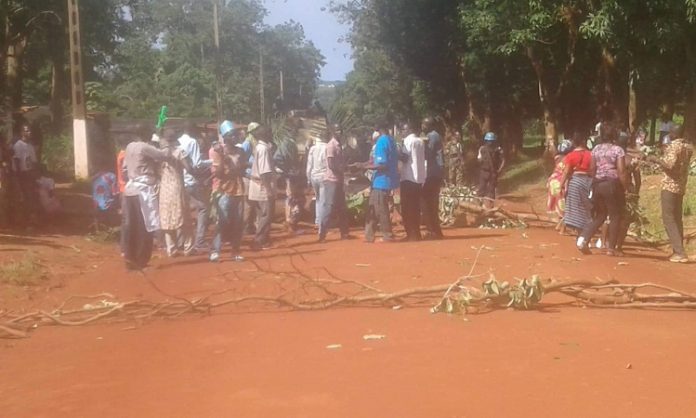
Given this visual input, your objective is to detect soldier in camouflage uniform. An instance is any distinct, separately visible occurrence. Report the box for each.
[445,131,465,186]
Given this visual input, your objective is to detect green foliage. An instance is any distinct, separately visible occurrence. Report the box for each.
[432,275,544,314]
[346,191,369,225]
[439,185,478,226]
[331,0,696,147]
[10,0,324,125]
[41,135,74,180]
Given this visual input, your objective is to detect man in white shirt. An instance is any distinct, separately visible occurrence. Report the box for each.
[399,123,426,241]
[306,135,328,226]
[177,121,212,251]
[247,125,276,250]
[12,124,39,224]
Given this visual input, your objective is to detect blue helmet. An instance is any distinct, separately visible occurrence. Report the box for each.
[484,132,497,142]
[219,120,236,138]
[558,139,573,155]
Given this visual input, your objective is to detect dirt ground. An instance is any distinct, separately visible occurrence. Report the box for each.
[2,201,696,417]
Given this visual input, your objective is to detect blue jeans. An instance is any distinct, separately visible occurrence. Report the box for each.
[311,177,322,225]
[319,180,349,239]
[212,194,244,254]
[185,184,210,249]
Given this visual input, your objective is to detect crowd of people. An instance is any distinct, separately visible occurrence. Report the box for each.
[1,114,692,270]
[108,117,462,270]
[546,123,693,263]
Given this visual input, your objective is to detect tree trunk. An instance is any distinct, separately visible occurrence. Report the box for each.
[685,41,696,141]
[48,22,67,134]
[526,47,559,148]
[628,69,638,133]
[542,102,558,148]
[6,37,26,112]
[599,47,616,122]
[685,85,696,142]
[504,111,524,155]
[649,118,657,145]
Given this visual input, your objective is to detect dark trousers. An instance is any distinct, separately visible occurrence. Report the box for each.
[422,176,443,238]
[185,184,210,249]
[319,180,349,239]
[581,179,624,250]
[17,171,39,221]
[119,195,127,255]
[251,199,274,246]
[122,195,153,268]
[245,197,258,234]
[662,190,685,256]
[365,189,392,242]
[478,170,497,200]
[400,180,422,240]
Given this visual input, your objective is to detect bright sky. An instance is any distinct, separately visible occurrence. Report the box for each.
[262,0,353,80]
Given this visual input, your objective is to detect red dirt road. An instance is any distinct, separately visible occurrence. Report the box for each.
[2,226,696,417]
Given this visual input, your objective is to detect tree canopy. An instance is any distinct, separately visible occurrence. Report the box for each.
[332,0,696,148]
[1,0,325,135]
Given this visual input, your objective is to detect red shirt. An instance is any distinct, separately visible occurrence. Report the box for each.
[564,149,592,173]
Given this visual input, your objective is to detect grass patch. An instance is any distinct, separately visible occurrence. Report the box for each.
[86,226,120,243]
[638,175,696,252]
[499,156,548,194]
[0,253,48,286]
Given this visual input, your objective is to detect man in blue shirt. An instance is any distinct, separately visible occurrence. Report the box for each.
[422,117,445,240]
[359,123,399,243]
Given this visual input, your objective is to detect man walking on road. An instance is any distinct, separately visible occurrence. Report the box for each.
[122,125,169,270]
[248,126,276,250]
[361,123,400,243]
[399,123,426,241]
[318,124,350,242]
[12,124,40,225]
[422,118,444,240]
[178,121,212,252]
[649,125,693,263]
[306,134,328,227]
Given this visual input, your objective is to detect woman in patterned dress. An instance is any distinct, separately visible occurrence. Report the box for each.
[159,129,194,257]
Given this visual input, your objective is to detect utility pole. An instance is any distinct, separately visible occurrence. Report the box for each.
[259,48,265,120]
[213,0,223,123]
[279,69,284,101]
[67,0,89,179]
[3,0,13,141]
